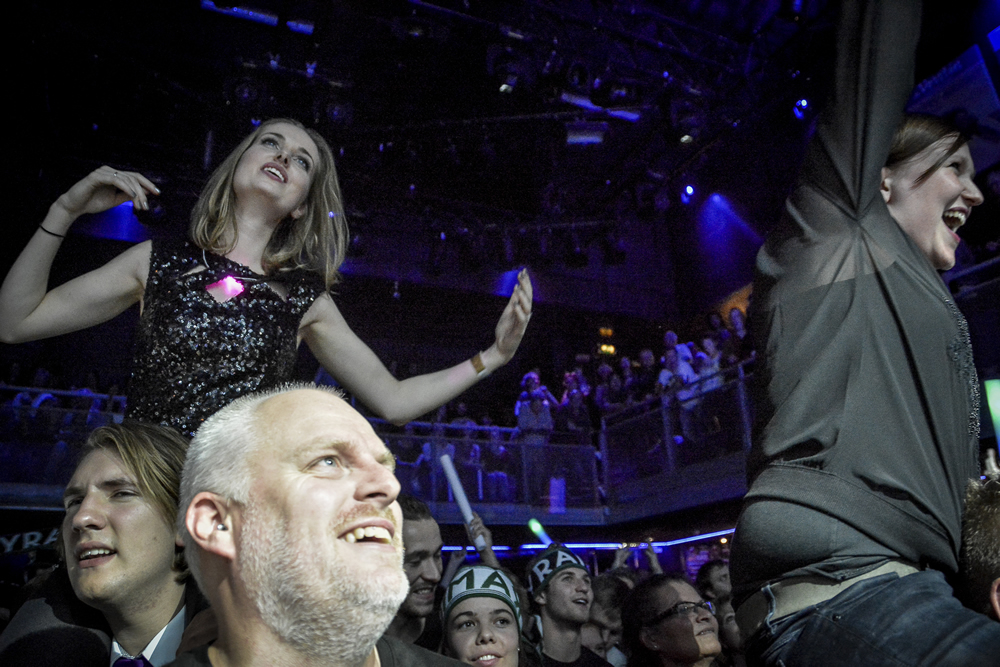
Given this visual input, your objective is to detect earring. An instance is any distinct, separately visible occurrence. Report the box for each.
[217,524,227,531]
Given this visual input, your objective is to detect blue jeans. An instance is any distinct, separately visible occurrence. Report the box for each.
[744,570,1000,666]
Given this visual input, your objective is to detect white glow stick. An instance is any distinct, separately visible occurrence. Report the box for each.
[439,453,487,550]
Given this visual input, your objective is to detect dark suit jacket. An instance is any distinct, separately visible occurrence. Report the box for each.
[0,565,208,667]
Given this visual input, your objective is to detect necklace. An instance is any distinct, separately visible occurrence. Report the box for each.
[200,248,280,299]
[201,249,270,283]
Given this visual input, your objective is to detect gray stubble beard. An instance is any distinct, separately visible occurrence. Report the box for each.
[237,502,410,664]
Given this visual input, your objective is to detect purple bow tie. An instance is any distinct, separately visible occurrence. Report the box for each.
[113,656,153,667]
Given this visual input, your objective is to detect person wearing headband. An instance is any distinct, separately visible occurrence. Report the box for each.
[442,565,526,667]
[525,545,609,667]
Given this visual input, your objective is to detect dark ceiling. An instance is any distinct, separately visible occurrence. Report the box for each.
[9,0,999,324]
[19,1,827,208]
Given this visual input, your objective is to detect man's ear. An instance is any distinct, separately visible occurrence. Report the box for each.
[186,492,237,560]
[639,626,658,652]
[990,577,1000,622]
[880,167,893,204]
[534,590,547,607]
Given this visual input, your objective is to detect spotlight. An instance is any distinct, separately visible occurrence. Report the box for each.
[347,232,364,257]
[779,0,805,19]
[325,101,354,125]
[670,98,705,144]
[793,98,809,120]
[681,184,695,205]
[592,77,639,107]
[428,229,447,277]
[499,74,518,94]
[227,76,264,106]
[487,45,535,97]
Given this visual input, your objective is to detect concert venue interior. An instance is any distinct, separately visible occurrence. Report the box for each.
[3,0,998,587]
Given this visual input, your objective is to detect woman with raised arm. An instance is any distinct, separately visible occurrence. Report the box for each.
[0,119,532,435]
[729,0,999,664]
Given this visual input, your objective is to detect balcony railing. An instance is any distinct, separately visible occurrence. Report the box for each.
[599,363,754,521]
[0,363,755,524]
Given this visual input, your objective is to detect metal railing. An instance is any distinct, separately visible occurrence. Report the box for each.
[599,361,755,512]
[0,365,754,518]
[372,422,600,512]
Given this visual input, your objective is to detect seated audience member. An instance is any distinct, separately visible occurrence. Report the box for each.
[442,565,532,667]
[693,560,731,603]
[621,574,721,667]
[581,574,629,667]
[170,385,457,666]
[386,494,445,646]
[959,465,1000,621]
[526,545,610,667]
[0,421,204,667]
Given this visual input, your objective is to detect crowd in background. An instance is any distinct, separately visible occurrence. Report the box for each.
[446,306,756,450]
[0,309,757,508]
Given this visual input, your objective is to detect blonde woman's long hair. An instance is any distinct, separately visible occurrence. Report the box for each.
[189,118,348,290]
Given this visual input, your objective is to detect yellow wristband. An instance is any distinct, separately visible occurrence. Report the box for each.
[471,352,489,378]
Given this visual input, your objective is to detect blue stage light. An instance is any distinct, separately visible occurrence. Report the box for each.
[793,98,809,120]
[681,184,695,205]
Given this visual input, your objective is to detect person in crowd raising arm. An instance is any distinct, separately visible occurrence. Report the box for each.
[729,1,998,664]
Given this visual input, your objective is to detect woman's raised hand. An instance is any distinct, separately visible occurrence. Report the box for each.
[54,166,160,222]
[492,268,533,364]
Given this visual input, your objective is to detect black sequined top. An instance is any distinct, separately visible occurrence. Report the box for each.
[126,239,325,435]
